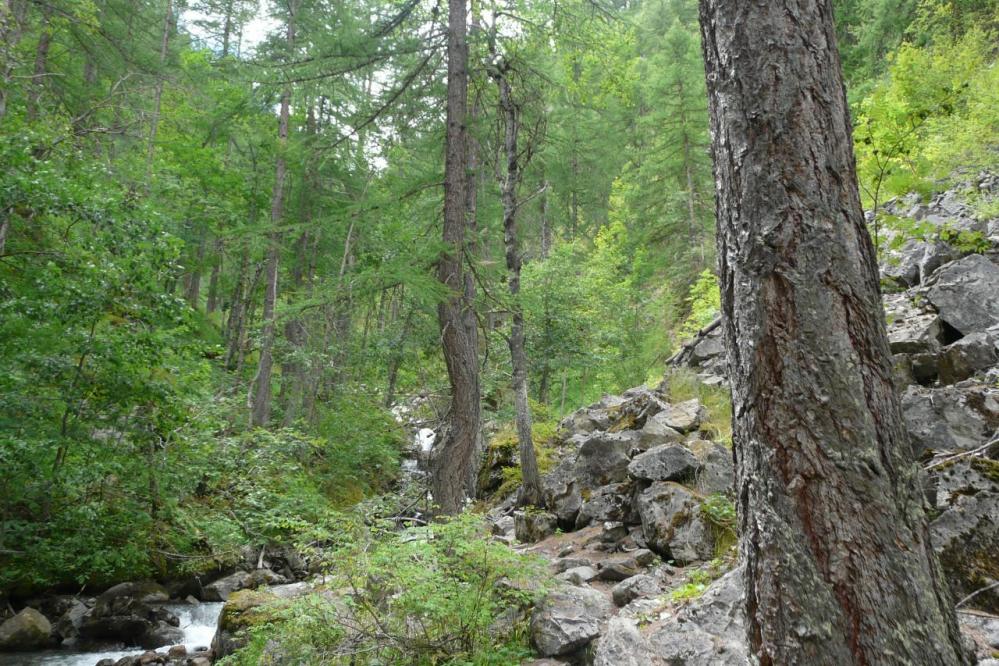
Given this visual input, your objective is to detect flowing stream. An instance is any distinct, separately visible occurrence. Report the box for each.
[0,602,223,666]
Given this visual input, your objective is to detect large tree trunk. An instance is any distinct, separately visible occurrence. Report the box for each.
[431,0,481,515]
[697,2,968,664]
[250,10,295,427]
[495,66,541,506]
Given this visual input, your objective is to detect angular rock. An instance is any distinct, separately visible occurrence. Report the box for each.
[597,549,657,583]
[688,440,735,495]
[611,574,661,607]
[902,385,997,454]
[648,566,748,666]
[639,416,685,451]
[628,444,701,482]
[541,455,582,528]
[882,238,923,287]
[557,566,599,585]
[553,557,593,574]
[53,599,88,643]
[203,571,251,602]
[141,622,183,649]
[939,332,998,384]
[575,483,636,528]
[530,585,612,657]
[575,431,637,487]
[652,399,706,433]
[637,482,715,564]
[98,582,169,606]
[887,312,942,355]
[592,617,659,666]
[0,607,52,651]
[926,254,999,335]
[930,458,999,612]
[514,510,557,543]
[213,589,282,659]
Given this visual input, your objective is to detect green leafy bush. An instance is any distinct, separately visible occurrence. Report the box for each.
[219,514,545,665]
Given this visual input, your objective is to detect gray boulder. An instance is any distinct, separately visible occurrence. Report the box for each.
[637,482,715,564]
[628,444,701,483]
[902,385,998,454]
[592,617,659,666]
[639,416,685,450]
[575,483,636,528]
[541,455,582,528]
[887,312,942,355]
[882,239,923,287]
[140,622,184,649]
[652,399,706,433]
[98,582,169,606]
[203,571,251,602]
[930,458,999,612]
[53,599,88,644]
[597,550,656,582]
[688,440,735,495]
[0,608,52,651]
[926,254,999,335]
[530,585,612,657]
[648,566,749,666]
[611,574,661,607]
[939,332,998,384]
[557,566,599,585]
[515,510,557,543]
[575,431,637,487]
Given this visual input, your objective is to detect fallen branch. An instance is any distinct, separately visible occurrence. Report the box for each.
[666,316,722,367]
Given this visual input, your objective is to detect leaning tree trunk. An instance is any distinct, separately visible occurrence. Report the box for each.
[496,66,542,506]
[431,0,481,515]
[697,1,968,664]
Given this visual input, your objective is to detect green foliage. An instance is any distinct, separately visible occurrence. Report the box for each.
[663,369,733,445]
[219,514,545,665]
[701,494,738,557]
[679,269,721,340]
[667,558,729,602]
[854,27,999,208]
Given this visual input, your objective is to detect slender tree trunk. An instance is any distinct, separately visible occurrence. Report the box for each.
[185,234,206,308]
[431,0,481,515]
[0,0,28,122]
[206,238,223,313]
[25,5,51,121]
[145,0,173,182]
[697,2,968,664]
[495,67,541,506]
[224,243,249,370]
[250,7,295,427]
[0,214,9,256]
[538,176,552,405]
[384,305,414,409]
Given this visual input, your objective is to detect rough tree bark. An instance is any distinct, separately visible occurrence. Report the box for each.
[697,1,968,664]
[494,63,542,506]
[431,0,481,515]
[250,7,295,427]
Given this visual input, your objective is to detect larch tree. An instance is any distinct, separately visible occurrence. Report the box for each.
[251,2,297,428]
[697,1,968,664]
[491,55,542,507]
[431,0,481,514]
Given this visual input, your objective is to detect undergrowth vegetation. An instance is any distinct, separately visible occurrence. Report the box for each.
[663,368,733,445]
[218,514,546,666]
